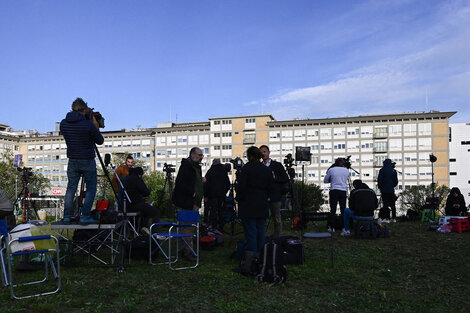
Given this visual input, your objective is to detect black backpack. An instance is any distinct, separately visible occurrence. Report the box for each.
[256,241,287,284]
[239,250,260,276]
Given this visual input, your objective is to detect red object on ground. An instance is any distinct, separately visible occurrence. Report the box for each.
[450,217,470,233]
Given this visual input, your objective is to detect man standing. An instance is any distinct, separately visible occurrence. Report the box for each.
[172,147,204,261]
[324,158,350,232]
[377,159,398,223]
[60,98,104,224]
[259,145,289,238]
[204,158,230,231]
[112,154,134,193]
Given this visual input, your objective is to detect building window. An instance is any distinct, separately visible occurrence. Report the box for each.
[214,146,221,150]
[222,145,232,150]
[222,120,232,125]
[245,118,256,123]
[449,158,456,162]
[214,133,221,138]
[449,172,457,175]
[214,120,221,125]
[222,132,232,137]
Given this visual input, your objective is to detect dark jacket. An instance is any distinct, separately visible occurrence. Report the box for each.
[445,188,467,216]
[123,174,150,210]
[265,160,289,202]
[60,111,104,159]
[172,158,202,210]
[204,163,230,199]
[377,159,398,194]
[236,160,274,219]
[349,183,378,216]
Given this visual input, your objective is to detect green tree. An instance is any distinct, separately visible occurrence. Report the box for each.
[96,152,149,206]
[294,181,325,212]
[400,184,450,214]
[0,151,50,202]
[143,171,174,218]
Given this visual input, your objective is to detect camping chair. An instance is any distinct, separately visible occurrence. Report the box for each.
[6,234,61,299]
[149,210,199,270]
[300,211,335,268]
[0,220,9,287]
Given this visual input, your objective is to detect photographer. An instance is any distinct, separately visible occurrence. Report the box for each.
[123,167,160,235]
[203,158,230,231]
[260,145,289,238]
[237,146,274,252]
[60,97,104,224]
[324,158,350,232]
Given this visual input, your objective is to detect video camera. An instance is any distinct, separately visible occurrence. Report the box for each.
[230,157,244,171]
[284,153,294,168]
[85,107,105,128]
[163,163,175,174]
[344,155,352,169]
[17,166,33,178]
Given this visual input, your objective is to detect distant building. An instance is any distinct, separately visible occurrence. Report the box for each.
[449,123,470,204]
[1,111,456,210]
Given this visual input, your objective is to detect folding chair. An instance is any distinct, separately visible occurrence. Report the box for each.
[6,234,61,299]
[0,220,9,287]
[149,210,199,270]
[300,211,335,268]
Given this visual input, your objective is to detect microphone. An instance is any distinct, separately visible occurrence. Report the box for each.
[104,153,111,167]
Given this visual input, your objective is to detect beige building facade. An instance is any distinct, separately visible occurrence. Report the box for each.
[2,111,455,198]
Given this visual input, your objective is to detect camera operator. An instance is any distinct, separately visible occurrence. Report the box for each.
[123,167,160,235]
[377,159,398,223]
[172,147,204,261]
[60,97,104,224]
[259,145,289,238]
[237,146,274,253]
[324,158,350,232]
[203,158,230,231]
[112,154,134,193]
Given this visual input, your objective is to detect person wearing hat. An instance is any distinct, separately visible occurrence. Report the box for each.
[378,158,398,223]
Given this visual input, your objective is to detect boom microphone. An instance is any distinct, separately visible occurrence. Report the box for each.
[104,153,111,167]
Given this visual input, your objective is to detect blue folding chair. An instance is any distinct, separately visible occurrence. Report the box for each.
[6,234,61,299]
[0,220,9,287]
[149,210,199,270]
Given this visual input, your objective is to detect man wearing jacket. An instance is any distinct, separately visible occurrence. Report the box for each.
[341,180,378,236]
[260,145,289,238]
[172,147,204,261]
[123,167,160,235]
[377,159,399,222]
[60,98,104,224]
[204,158,230,230]
[112,154,134,193]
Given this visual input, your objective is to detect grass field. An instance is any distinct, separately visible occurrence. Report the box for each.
[1,220,469,313]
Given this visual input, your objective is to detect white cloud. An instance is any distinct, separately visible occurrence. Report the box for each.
[260,1,470,121]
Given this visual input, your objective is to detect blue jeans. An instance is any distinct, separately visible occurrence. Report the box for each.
[343,208,373,230]
[241,218,266,252]
[64,158,97,217]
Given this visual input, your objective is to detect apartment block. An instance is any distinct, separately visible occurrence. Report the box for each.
[266,111,455,193]
[2,111,456,198]
[449,123,470,204]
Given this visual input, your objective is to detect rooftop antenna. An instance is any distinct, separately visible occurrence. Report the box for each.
[425,89,429,111]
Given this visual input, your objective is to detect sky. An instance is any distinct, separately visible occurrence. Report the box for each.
[1,0,469,132]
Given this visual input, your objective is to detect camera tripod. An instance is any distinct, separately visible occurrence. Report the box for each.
[14,168,38,223]
[156,167,175,219]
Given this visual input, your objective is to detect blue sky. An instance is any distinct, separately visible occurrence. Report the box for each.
[1,0,469,132]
